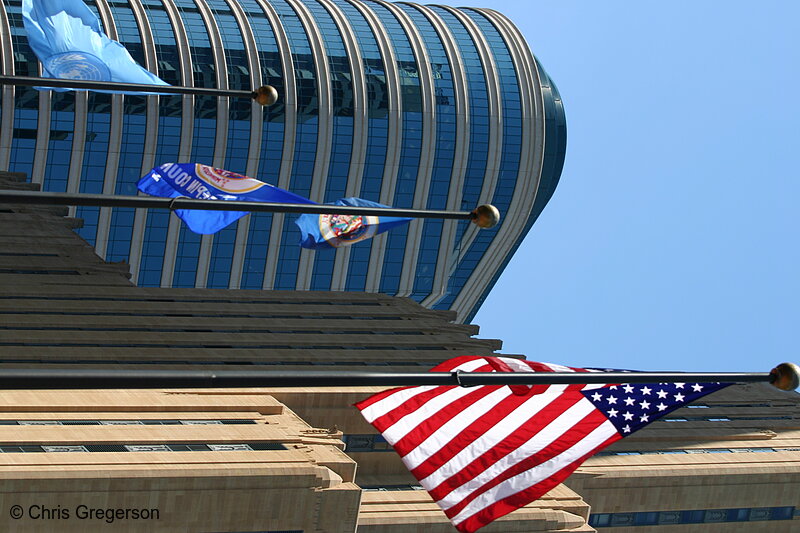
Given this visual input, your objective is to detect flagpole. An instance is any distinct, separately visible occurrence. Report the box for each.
[0,75,279,105]
[0,364,795,391]
[0,190,500,227]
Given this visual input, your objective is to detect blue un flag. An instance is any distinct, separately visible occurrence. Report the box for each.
[22,0,169,92]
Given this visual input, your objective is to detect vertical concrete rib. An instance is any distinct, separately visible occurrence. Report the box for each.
[349,0,402,293]
[256,0,297,290]
[369,0,436,298]
[192,0,231,289]
[451,8,544,321]
[126,0,163,281]
[434,5,501,266]
[407,4,469,307]
[159,0,195,288]
[93,0,123,259]
[316,0,369,292]
[0,3,13,170]
[66,96,88,215]
[283,0,332,291]
[30,71,49,185]
[224,0,264,289]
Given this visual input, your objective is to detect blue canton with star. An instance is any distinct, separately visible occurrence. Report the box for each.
[581,381,731,435]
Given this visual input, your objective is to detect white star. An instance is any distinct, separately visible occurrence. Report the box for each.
[674,383,685,389]
[591,392,602,402]
[656,389,668,399]
[608,409,618,418]
[640,414,649,422]
[623,412,634,421]
[674,393,685,402]
[691,384,703,392]
[640,386,652,395]
[607,396,618,404]
[609,385,618,390]
[622,425,631,433]
[624,397,635,406]
[639,400,650,410]
[623,384,635,394]
[657,403,668,411]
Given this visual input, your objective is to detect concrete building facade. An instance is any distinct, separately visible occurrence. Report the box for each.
[1,174,797,532]
[0,0,566,322]
[0,170,592,532]
[570,382,800,532]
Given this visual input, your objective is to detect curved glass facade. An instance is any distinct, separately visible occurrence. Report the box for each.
[0,0,566,322]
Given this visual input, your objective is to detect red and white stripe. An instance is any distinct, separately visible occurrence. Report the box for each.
[356,356,622,533]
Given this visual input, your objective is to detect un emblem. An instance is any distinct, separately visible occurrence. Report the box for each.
[44,52,111,81]
[319,214,379,247]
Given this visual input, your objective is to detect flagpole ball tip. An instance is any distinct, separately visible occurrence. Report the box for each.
[253,85,279,106]
[769,362,800,391]
[471,204,500,229]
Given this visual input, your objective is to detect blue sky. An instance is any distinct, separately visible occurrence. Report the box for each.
[470,1,799,372]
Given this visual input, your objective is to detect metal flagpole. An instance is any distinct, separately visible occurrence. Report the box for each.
[0,75,280,105]
[0,364,796,391]
[0,190,501,227]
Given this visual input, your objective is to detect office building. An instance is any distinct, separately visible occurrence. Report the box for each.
[0,0,566,322]
[0,170,591,532]
[2,172,798,532]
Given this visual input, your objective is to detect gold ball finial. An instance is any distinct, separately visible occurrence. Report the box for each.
[253,85,279,106]
[770,362,800,391]
[470,204,500,229]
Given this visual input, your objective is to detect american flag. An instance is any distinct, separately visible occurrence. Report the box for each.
[355,356,730,533]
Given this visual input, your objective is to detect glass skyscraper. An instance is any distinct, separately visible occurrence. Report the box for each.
[0,0,566,322]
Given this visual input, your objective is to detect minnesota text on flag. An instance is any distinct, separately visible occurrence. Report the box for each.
[137,163,314,234]
[22,0,169,91]
[356,356,730,533]
[295,197,412,249]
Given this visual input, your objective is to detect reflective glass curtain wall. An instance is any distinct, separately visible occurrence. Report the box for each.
[0,0,566,323]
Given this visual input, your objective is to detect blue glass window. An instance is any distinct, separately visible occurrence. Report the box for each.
[270,0,320,290]
[430,7,491,307]
[330,0,390,291]
[305,0,354,290]
[137,0,184,285]
[362,0,423,295]
[206,0,251,172]
[237,0,286,287]
[75,92,113,245]
[240,213,271,289]
[104,1,149,262]
[397,5,456,302]
[207,224,236,288]
[434,9,524,314]
[5,0,40,178]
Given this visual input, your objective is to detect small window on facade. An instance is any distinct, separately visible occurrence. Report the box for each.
[207,444,253,451]
[42,445,88,453]
[124,445,170,452]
